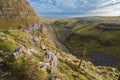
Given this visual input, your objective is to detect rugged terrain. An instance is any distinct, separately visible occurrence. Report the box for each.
[50,17,120,70]
[0,0,120,80]
[0,0,39,29]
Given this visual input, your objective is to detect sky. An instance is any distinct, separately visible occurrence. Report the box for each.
[28,0,120,18]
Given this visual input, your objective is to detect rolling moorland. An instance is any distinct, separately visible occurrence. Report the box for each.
[50,17,120,70]
[0,0,120,80]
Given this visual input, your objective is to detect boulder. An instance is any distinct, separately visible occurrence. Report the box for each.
[39,62,50,69]
[0,32,4,35]
[10,43,39,59]
[32,38,40,47]
[27,48,38,57]
[48,73,56,80]
[0,58,3,63]
[10,44,25,59]
[1,36,7,40]
[111,68,117,72]
[27,23,42,35]
[41,45,46,50]
[45,51,58,68]
[0,58,4,67]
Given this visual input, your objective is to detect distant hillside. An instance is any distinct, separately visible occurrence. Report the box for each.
[51,17,120,70]
[0,0,39,29]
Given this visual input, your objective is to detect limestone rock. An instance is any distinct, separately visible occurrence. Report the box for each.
[48,73,56,80]
[41,45,46,50]
[10,43,40,59]
[0,58,3,63]
[28,23,42,35]
[32,37,40,47]
[0,0,36,19]
[45,51,58,68]
[27,48,38,57]
[0,0,39,28]
[39,62,50,69]
[10,44,25,59]
[0,32,4,35]
[0,57,4,67]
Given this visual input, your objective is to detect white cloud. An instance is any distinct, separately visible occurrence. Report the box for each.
[90,3,120,16]
[99,0,120,7]
[28,0,120,17]
[83,0,88,4]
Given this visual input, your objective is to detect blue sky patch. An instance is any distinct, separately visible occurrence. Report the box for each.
[28,0,120,18]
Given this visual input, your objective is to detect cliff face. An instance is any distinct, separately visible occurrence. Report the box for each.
[0,0,39,28]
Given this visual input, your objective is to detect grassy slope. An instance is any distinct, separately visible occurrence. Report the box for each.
[0,29,48,80]
[0,29,101,80]
[51,17,120,70]
[0,27,119,80]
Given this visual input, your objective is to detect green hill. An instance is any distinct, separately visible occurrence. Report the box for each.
[51,17,120,70]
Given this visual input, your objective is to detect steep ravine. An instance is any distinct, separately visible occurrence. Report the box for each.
[51,19,120,70]
[49,24,70,53]
[0,0,120,80]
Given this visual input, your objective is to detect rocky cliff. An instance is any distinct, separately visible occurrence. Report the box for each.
[0,0,39,28]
